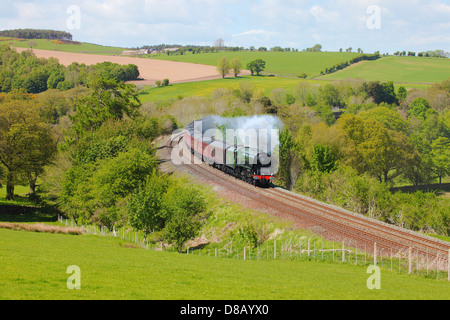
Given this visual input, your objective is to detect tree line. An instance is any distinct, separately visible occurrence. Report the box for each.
[0,29,73,41]
[216,57,266,78]
[320,53,381,75]
[393,50,449,58]
[0,45,139,95]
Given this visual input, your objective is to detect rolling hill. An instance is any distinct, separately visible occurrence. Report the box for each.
[319,55,450,84]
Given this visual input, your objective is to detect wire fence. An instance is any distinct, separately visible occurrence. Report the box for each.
[60,215,450,282]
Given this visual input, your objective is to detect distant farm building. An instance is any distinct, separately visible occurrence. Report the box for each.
[122,49,151,56]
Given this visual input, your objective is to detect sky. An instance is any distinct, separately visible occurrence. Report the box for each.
[1,0,449,54]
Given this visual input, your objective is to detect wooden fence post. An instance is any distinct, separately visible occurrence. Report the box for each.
[373,243,377,266]
[408,247,412,275]
[308,239,311,257]
[342,241,345,262]
[448,249,450,281]
[274,240,277,260]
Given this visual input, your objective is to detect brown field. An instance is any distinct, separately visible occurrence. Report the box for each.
[0,222,82,235]
[14,47,249,85]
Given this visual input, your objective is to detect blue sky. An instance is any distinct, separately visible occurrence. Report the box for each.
[1,0,449,53]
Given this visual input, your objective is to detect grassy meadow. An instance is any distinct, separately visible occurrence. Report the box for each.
[319,56,450,84]
[1,227,450,300]
[139,75,330,103]
[138,75,429,105]
[146,51,362,78]
[1,183,449,300]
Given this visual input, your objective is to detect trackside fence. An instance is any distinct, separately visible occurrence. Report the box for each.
[59,215,450,282]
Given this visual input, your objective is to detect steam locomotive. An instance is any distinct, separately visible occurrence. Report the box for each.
[184,119,276,187]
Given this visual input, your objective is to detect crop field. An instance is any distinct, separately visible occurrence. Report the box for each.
[0,36,125,55]
[138,75,330,103]
[1,227,450,300]
[146,51,362,78]
[319,56,450,84]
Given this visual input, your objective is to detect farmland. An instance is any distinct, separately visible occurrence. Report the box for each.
[319,55,450,84]
[146,51,362,78]
[138,75,329,103]
[0,36,125,55]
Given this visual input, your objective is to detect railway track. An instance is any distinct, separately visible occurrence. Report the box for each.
[161,133,450,263]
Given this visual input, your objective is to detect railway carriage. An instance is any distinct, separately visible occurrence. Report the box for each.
[184,120,275,187]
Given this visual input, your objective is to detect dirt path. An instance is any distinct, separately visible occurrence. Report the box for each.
[14,47,247,85]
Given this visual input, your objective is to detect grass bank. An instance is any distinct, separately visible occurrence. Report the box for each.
[1,227,449,300]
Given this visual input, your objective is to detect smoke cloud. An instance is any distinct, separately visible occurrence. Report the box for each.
[198,115,283,154]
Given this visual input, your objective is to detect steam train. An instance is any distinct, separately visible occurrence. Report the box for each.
[184,119,275,187]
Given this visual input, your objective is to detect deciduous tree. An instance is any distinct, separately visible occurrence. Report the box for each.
[216,57,230,79]
[0,98,56,200]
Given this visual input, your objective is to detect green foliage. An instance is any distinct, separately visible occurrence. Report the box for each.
[311,144,338,173]
[0,29,72,40]
[430,137,450,183]
[59,117,161,227]
[278,128,293,188]
[238,221,259,248]
[0,46,140,94]
[247,59,266,76]
[162,183,207,252]
[0,94,57,200]
[128,170,172,238]
[360,81,398,105]
[230,57,242,77]
[359,106,409,133]
[408,97,432,121]
[217,56,230,79]
[70,78,141,136]
[397,86,407,102]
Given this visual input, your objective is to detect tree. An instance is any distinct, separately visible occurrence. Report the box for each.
[337,115,413,183]
[0,98,56,200]
[162,183,207,252]
[318,84,342,107]
[431,137,450,184]
[408,97,431,121]
[70,78,141,137]
[214,38,225,49]
[216,57,230,79]
[230,58,242,77]
[246,59,266,76]
[312,44,322,52]
[278,128,294,189]
[359,107,409,133]
[311,144,339,173]
[128,170,171,239]
[397,86,407,102]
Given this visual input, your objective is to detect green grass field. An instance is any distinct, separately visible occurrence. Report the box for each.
[320,56,450,84]
[138,75,428,104]
[1,227,449,300]
[0,37,126,55]
[146,51,362,78]
[139,76,330,103]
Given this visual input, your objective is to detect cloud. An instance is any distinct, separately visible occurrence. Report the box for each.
[0,0,449,52]
[310,5,340,23]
